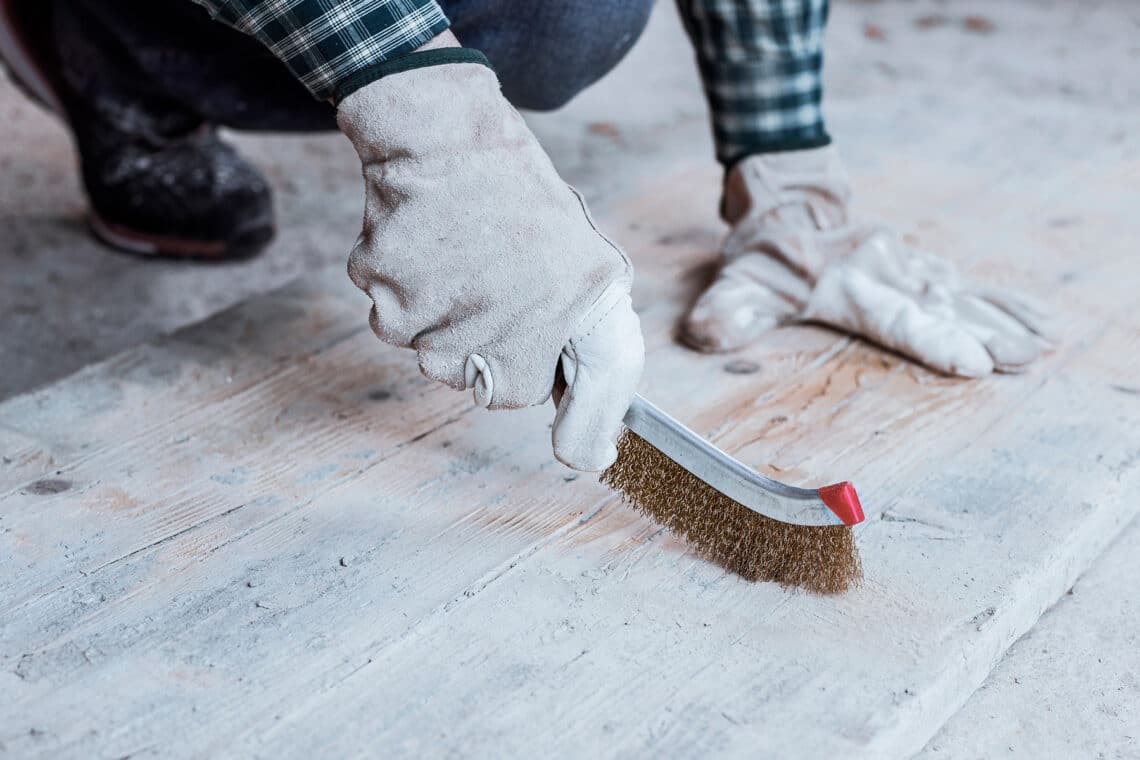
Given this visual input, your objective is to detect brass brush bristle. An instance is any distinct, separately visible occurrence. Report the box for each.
[601,430,862,594]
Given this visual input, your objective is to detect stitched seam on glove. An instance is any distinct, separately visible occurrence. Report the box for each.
[571,285,626,346]
[566,185,632,270]
[333,48,494,105]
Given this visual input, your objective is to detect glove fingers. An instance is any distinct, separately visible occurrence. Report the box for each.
[553,287,644,472]
[682,256,807,353]
[805,265,995,377]
[975,286,1055,343]
[955,295,1047,374]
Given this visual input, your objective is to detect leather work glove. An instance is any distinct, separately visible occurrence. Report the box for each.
[337,51,643,471]
[682,146,1052,377]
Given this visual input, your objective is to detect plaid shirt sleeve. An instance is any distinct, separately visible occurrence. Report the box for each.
[188,0,450,102]
[675,0,832,166]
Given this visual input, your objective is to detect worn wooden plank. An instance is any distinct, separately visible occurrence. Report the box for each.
[0,276,369,494]
[919,516,1140,759]
[231,350,1138,759]
[0,165,870,756]
[217,167,1140,758]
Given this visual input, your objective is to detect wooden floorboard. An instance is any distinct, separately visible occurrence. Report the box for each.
[3,107,1140,759]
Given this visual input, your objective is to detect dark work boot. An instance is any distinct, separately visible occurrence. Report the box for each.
[74,123,276,260]
[0,0,276,260]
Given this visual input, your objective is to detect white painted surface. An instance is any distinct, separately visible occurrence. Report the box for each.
[921,516,1140,760]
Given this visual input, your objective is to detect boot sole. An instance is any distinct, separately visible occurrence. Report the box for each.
[3,3,277,263]
[89,212,275,262]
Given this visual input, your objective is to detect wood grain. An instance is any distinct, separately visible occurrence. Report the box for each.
[4,73,1140,760]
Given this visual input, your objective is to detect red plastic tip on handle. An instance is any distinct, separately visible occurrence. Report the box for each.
[818,482,865,526]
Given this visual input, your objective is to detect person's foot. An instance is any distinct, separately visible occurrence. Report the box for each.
[79,128,275,260]
[0,0,275,260]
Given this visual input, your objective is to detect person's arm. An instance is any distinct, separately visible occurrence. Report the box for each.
[189,2,644,470]
[676,0,1051,376]
[675,0,831,167]
[187,0,451,101]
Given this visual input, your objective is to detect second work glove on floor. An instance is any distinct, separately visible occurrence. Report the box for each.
[683,147,1051,377]
[337,53,643,472]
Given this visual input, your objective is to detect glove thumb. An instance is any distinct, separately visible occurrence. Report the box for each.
[553,283,644,471]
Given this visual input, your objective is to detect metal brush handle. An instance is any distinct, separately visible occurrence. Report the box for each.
[623,395,862,527]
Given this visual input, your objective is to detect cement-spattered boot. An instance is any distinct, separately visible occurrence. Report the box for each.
[0,0,275,259]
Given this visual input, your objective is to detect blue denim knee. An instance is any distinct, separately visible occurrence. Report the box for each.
[442,0,656,110]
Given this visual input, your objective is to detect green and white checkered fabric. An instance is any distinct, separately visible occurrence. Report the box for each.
[189,0,449,101]
[191,0,829,163]
[677,0,832,166]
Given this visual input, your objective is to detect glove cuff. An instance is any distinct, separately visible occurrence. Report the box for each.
[721,145,852,228]
[332,48,493,105]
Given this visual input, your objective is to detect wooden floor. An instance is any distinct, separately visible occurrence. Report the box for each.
[4,4,1140,758]
[3,147,1139,756]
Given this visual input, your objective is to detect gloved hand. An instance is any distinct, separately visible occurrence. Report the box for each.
[337,53,643,471]
[683,147,1052,377]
